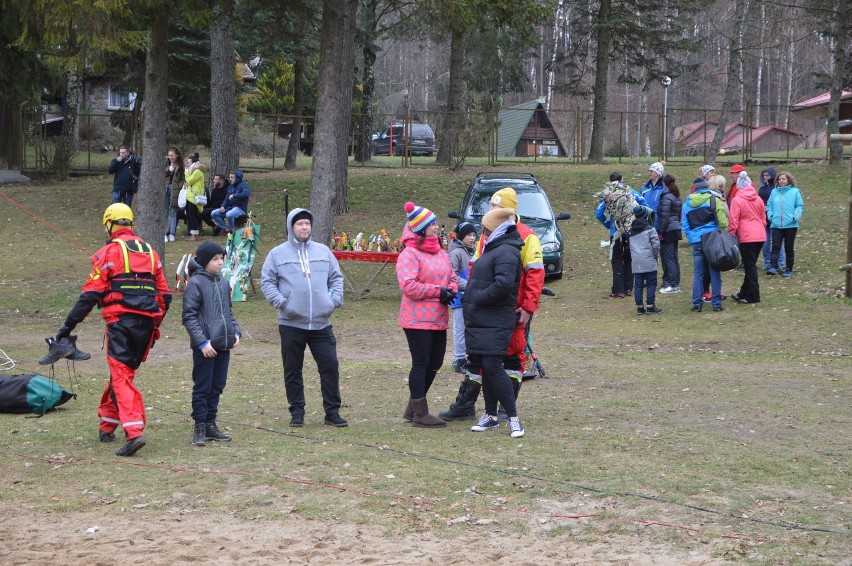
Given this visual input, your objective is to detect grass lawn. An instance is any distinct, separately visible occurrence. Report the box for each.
[0,161,849,564]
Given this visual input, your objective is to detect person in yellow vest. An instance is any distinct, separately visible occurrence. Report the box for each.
[52,204,172,456]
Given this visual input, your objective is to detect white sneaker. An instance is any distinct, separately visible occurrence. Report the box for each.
[164,235,169,243]
[509,417,525,438]
[660,286,674,294]
[471,415,499,432]
[169,234,176,242]
[673,286,681,293]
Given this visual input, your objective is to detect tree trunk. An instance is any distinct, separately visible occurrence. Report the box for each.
[0,103,23,170]
[436,28,465,167]
[53,71,81,180]
[210,0,239,181]
[136,8,169,259]
[827,0,849,164]
[310,0,357,245]
[587,0,611,163]
[355,0,378,164]
[754,0,765,127]
[708,0,748,166]
[285,56,305,169]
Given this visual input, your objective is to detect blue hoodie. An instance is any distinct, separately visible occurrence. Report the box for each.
[224,170,251,212]
[260,208,344,330]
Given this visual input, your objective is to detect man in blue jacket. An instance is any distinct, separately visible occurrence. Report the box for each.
[107,146,140,206]
[260,208,348,428]
[595,172,647,298]
[211,170,250,234]
[682,182,728,312]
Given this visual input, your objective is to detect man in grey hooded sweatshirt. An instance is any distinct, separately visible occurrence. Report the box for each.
[261,208,348,428]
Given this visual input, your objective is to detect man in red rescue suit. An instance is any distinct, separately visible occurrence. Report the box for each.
[439,187,545,421]
[55,203,172,457]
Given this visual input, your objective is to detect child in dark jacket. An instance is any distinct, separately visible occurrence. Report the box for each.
[182,242,241,446]
[628,206,662,315]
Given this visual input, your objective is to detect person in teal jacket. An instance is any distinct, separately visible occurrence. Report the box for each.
[766,171,804,277]
[682,176,728,312]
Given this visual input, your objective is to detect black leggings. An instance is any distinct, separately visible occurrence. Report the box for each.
[771,228,797,271]
[403,328,446,399]
[477,354,517,419]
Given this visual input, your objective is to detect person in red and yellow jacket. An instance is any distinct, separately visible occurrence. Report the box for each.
[439,187,545,421]
[54,203,172,457]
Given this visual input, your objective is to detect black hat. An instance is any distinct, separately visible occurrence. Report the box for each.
[633,205,647,218]
[195,241,226,268]
[454,221,477,241]
[292,210,312,224]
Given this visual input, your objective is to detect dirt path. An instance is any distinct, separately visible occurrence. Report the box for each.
[0,510,727,565]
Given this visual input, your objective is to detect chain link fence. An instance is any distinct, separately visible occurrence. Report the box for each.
[20,102,847,177]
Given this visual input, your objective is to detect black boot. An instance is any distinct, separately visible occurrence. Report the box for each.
[192,423,206,446]
[438,377,481,421]
[205,421,232,441]
[497,377,522,421]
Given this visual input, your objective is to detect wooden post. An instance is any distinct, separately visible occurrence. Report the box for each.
[830,133,852,297]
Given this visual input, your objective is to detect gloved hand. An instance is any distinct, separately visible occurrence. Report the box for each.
[56,326,72,341]
[439,287,456,305]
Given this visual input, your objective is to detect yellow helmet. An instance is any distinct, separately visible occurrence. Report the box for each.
[102,203,134,227]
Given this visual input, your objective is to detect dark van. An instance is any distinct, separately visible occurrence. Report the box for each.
[372,123,436,156]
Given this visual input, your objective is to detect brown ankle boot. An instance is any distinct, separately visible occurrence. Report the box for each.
[411,397,446,428]
[403,399,413,422]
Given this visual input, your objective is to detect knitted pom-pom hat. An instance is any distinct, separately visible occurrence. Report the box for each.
[404,201,437,234]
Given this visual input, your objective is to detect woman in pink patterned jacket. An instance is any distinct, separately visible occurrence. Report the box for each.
[396,201,458,428]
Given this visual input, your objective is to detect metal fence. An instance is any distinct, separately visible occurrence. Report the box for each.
[20,103,846,177]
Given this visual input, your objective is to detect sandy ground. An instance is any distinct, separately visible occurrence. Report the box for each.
[0,510,728,565]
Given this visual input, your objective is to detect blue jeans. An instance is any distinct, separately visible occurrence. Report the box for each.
[634,271,657,306]
[191,348,230,423]
[452,307,466,360]
[211,207,246,232]
[691,242,722,308]
[762,225,784,269]
[112,190,133,206]
[164,184,178,236]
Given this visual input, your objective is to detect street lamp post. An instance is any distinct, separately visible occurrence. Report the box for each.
[661,76,671,160]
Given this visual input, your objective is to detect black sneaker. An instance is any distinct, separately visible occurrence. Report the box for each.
[99,431,116,443]
[691,304,703,312]
[636,307,646,315]
[205,422,232,442]
[324,413,348,427]
[645,305,664,314]
[471,415,499,432]
[712,305,724,312]
[289,414,304,427]
[115,435,146,457]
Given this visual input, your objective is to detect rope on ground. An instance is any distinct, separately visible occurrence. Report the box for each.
[0,188,91,252]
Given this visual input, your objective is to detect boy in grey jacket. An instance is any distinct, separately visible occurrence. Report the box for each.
[628,206,662,315]
[182,242,241,446]
[260,208,348,428]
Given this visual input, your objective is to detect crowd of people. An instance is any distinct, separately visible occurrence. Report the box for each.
[596,162,804,314]
[43,153,805,455]
[109,146,251,243]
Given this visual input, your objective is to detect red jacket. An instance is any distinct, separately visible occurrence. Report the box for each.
[727,186,766,243]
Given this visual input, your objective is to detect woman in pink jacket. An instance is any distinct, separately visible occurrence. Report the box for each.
[728,172,766,304]
[396,202,458,428]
